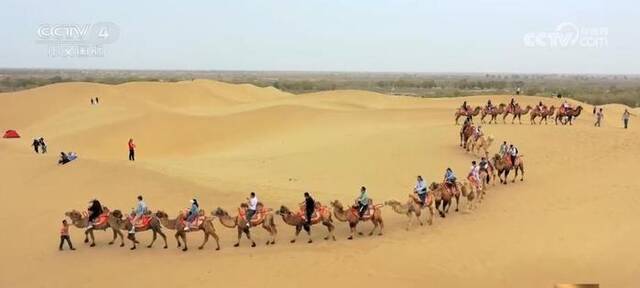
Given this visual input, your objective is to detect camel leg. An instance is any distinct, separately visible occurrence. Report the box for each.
[179,232,188,251]
[245,228,257,247]
[211,231,221,250]
[114,230,125,247]
[427,206,434,225]
[234,229,242,247]
[88,229,96,247]
[109,229,117,245]
[347,223,356,240]
[199,230,208,250]
[262,223,275,246]
[175,231,182,248]
[323,221,336,241]
[377,218,384,236]
[147,230,157,248]
[368,219,380,236]
[84,229,89,244]
[291,225,301,243]
[415,210,424,226]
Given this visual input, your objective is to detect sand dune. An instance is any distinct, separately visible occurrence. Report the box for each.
[0,81,638,288]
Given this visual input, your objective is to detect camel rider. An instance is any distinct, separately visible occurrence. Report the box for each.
[185,198,199,230]
[87,199,103,229]
[537,101,545,112]
[509,144,519,166]
[462,101,469,113]
[414,175,428,206]
[129,195,147,234]
[474,125,483,140]
[356,186,369,218]
[486,100,494,112]
[245,192,258,227]
[499,141,508,157]
[469,161,481,188]
[479,157,491,183]
[560,100,570,113]
[444,168,457,186]
[302,192,315,231]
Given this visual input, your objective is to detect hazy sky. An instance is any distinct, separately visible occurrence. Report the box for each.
[1,0,638,73]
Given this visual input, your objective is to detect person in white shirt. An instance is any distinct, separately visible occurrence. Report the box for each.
[245,192,258,227]
[509,145,518,166]
[468,161,481,189]
[623,109,631,129]
[414,175,428,206]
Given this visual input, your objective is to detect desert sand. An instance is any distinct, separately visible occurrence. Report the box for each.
[0,80,638,288]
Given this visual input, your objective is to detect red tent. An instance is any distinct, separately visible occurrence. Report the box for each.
[3,130,20,138]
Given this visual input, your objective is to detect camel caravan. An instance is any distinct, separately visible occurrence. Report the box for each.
[63,128,525,252]
[455,99,582,125]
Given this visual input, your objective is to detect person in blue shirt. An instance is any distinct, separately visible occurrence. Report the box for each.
[185,198,199,231]
[356,186,369,217]
[414,176,428,206]
[129,195,147,234]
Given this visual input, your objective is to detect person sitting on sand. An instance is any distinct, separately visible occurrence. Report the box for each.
[58,152,69,165]
[185,198,199,231]
[86,199,103,229]
[414,175,428,206]
[355,186,369,217]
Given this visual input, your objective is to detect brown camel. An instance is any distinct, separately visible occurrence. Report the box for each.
[212,204,277,247]
[504,105,532,124]
[455,106,481,125]
[330,200,384,240]
[492,153,525,184]
[481,103,506,124]
[555,105,583,125]
[276,205,335,243]
[530,106,555,125]
[428,182,462,217]
[110,210,168,250]
[65,208,125,247]
[467,134,494,158]
[460,124,475,149]
[384,193,434,230]
[155,210,220,251]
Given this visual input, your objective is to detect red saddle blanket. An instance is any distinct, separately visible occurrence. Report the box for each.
[350,204,383,220]
[297,205,328,222]
[127,215,153,229]
[238,207,271,225]
[181,216,206,229]
[94,213,109,226]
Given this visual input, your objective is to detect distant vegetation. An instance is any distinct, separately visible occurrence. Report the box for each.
[1,69,639,107]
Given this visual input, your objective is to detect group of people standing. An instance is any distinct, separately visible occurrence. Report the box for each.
[31,137,47,154]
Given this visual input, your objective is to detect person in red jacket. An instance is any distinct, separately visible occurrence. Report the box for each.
[128,138,136,161]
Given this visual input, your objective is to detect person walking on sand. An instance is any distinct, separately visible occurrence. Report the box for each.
[245,192,258,227]
[301,192,315,233]
[129,195,147,234]
[95,97,99,104]
[32,138,40,153]
[623,109,631,129]
[39,137,47,154]
[595,108,604,127]
[128,138,136,161]
[59,220,75,251]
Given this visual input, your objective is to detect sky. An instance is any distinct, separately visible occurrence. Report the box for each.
[0,0,638,74]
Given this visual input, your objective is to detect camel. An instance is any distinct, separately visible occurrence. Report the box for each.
[330,200,384,240]
[492,153,525,184]
[555,105,583,125]
[455,106,481,125]
[530,106,555,125]
[213,204,277,247]
[65,208,125,247]
[460,124,475,149]
[276,205,335,243]
[428,182,462,217]
[155,210,220,251]
[503,105,532,124]
[384,193,435,230]
[467,134,494,158]
[109,210,168,250]
[481,103,505,124]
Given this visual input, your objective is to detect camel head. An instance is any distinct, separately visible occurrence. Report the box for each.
[277,205,291,216]
[111,210,124,219]
[65,210,83,221]
[213,207,228,217]
[384,200,402,207]
[429,182,440,191]
[155,210,168,219]
[499,103,506,108]
[330,200,344,210]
